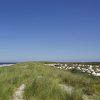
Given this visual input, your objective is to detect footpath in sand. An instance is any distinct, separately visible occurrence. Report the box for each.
[13,84,26,100]
[59,84,93,100]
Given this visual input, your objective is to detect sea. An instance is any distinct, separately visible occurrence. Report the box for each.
[0,62,16,67]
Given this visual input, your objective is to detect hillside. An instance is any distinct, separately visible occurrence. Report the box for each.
[0,62,100,100]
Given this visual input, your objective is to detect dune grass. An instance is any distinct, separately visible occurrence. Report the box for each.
[0,62,100,100]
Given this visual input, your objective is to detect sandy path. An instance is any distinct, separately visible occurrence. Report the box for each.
[13,84,26,100]
[59,84,73,94]
[59,84,93,100]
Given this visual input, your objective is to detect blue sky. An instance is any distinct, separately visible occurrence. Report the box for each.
[0,0,100,62]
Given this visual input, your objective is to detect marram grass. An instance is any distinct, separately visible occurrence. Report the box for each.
[0,62,100,100]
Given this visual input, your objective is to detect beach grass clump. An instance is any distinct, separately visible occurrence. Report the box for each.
[25,76,67,100]
[65,89,83,100]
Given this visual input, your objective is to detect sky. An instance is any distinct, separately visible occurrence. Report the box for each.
[0,0,100,62]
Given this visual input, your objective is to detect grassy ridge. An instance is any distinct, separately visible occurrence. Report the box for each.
[0,62,100,100]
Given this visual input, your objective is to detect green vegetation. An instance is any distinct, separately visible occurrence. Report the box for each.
[0,62,100,100]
